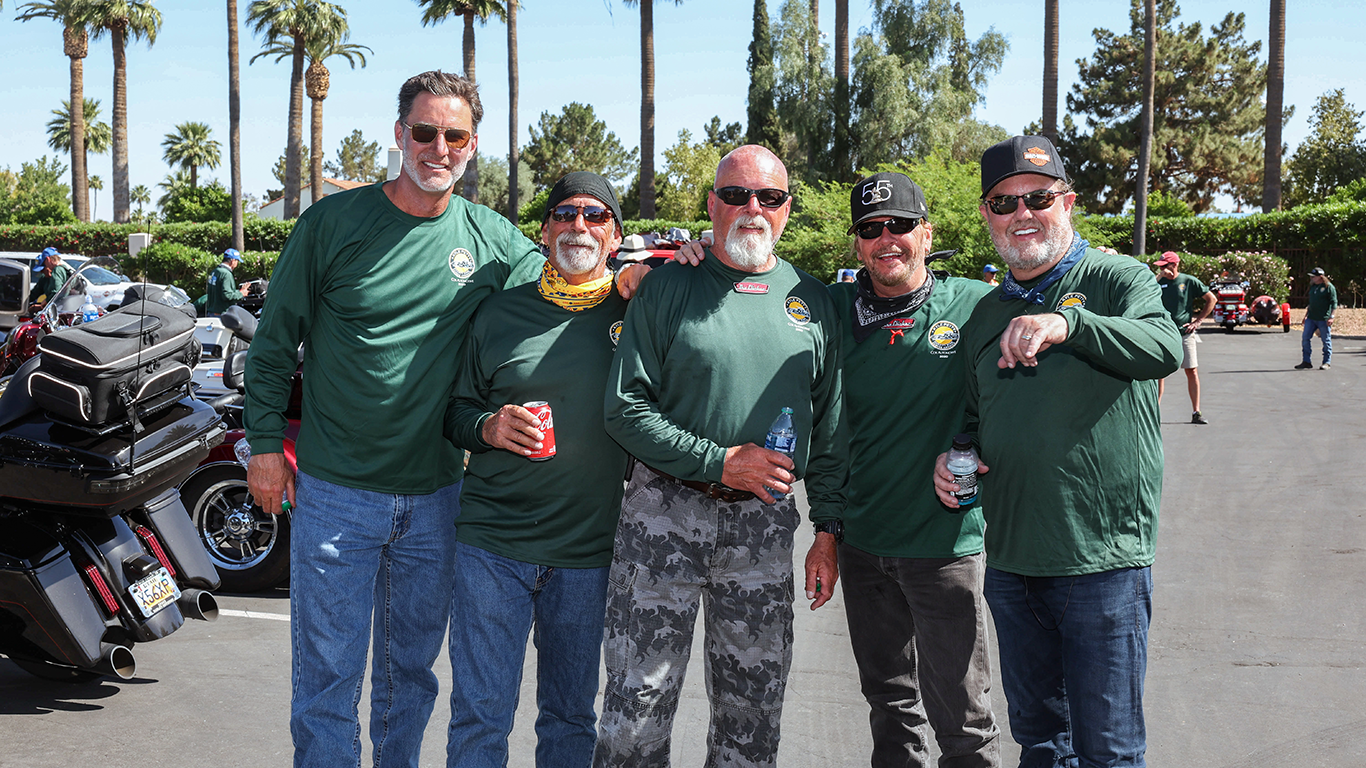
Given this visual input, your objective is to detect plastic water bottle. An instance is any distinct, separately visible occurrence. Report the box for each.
[80,299,99,324]
[946,433,980,511]
[764,407,797,501]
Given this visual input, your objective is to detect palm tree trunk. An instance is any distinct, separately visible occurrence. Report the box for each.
[228,0,244,250]
[69,48,88,221]
[310,95,325,204]
[111,25,130,224]
[1132,0,1156,257]
[832,0,849,181]
[507,0,519,224]
[639,0,656,220]
[1043,0,1059,143]
[284,36,305,219]
[1263,0,1285,212]
[191,164,198,189]
[461,13,479,203]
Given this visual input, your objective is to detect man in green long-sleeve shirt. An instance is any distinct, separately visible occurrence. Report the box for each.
[596,145,848,767]
[934,136,1181,768]
[29,247,71,313]
[205,248,248,316]
[441,172,629,767]
[1297,266,1337,369]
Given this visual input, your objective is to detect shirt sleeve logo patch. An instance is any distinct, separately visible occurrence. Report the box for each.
[448,248,476,281]
[1055,292,1087,311]
[928,320,961,353]
[609,320,623,347]
[784,296,812,325]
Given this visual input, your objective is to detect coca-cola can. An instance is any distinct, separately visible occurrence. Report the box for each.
[523,401,556,461]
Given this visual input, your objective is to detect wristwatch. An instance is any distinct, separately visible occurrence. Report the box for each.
[813,520,844,543]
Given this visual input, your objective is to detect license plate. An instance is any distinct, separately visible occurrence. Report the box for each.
[129,568,181,618]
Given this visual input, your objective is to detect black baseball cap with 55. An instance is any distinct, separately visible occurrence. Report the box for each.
[848,172,928,234]
[980,135,1069,197]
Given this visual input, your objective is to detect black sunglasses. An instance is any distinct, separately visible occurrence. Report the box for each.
[713,186,791,208]
[549,204,613,225]
[403,122,473,148]
[855,217,919,240]
[983,188,1067,216]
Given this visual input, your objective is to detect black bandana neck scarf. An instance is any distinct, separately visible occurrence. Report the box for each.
[851,267,935,343]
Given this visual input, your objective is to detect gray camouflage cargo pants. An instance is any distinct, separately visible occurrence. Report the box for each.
[593,463,800,768]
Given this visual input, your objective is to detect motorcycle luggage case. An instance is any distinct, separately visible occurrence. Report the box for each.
[29,300,200,426]
[0,360,226,515]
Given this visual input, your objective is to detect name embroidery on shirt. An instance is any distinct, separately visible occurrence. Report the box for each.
[884,318,915,345]
[734,282,769,294]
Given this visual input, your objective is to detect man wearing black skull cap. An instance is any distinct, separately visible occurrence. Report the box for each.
[934,136,1181,767]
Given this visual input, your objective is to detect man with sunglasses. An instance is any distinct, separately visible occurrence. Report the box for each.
[597,145,848,767]
[442,171,629,768]
[829,171,1000,767]
[244,71,557,767]
[933,136,1180,768]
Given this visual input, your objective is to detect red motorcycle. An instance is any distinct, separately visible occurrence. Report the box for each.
[1209,277,1251,332]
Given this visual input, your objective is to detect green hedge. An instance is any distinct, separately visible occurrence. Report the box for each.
[0,217,294,256]
[134,241,279,298]
[1125,250,1292,303]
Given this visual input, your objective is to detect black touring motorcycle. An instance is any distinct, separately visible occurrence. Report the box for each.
[0,278,225,682]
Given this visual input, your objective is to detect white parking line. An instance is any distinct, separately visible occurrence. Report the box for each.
[219,608,290,622]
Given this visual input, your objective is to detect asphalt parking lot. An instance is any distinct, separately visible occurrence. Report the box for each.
[2,326,1363,767]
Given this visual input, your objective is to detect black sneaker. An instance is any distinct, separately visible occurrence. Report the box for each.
[1321,363,1332,370]
[1294,362,1313,369]
[1192,411,1209,425]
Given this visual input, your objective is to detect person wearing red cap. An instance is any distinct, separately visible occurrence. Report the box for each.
[1153,251,1215,424]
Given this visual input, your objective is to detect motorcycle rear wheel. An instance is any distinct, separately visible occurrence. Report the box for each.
[181,465,290,593]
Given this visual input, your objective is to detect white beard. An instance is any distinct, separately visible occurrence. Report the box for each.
[992,221,1073,273]
[724,215,775,270]
[402,149,469,194]
[551,232,606,277]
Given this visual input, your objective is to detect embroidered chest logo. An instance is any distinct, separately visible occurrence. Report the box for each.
[734,282,769,294]
[927,320,960,356]
[448,248,476,282]
[1055,292,1087,311]
[784,296,812,326]
[884,317,915,345]
[609,321,622,347]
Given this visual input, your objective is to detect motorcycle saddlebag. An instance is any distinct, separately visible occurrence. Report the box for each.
[28,300,200,426]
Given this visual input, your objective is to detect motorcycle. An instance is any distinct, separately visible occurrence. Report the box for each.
[1209,277,1251,332]
[0,279,225,682]
[179,305,299,592]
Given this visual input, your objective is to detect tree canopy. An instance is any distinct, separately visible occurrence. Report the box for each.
[324,128,384,183]
[46,97,112,156]
[521,102,637,190]
[162,121,222,189]
[0,156,76,226]
[1284,89,1366,207]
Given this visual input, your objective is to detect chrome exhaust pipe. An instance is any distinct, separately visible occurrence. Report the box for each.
[99,643,137,680]
[178,588,219,621]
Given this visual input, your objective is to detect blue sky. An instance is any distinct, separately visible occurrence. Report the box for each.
[0,0,1361,215]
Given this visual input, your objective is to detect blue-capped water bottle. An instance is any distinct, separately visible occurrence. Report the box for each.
[763,407,797,501]
[945,433,980,511]
[79,299,99,324]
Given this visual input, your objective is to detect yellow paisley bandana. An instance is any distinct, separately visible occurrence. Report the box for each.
[537,260,614,312]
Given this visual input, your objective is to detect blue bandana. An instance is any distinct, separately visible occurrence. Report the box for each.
[998,234,1089,305]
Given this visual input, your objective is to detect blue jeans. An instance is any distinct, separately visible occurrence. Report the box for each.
[447,542,609,768]
[984,566,1152,768]
[290,471,461,768]
[1302,318,1332,364]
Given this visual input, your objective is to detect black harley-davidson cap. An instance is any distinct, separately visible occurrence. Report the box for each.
[980,135,1069,197]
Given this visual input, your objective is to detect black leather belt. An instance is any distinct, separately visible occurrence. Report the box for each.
[644,464,756,503]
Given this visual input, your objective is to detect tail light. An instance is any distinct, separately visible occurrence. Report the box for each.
[81,563,121,616]
[134,526,177,578]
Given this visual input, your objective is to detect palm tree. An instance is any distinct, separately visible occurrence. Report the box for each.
[247,0,348,219]
[17,0,93,221]
[46,97,112,156]
[131,183,151,208]
[624,0,684,220]
[162,121,222,189]
[157,168,192,208]
[228,0,244,250]
[1263,0,1286,212]
[833,0,849,181]
[85,0,163,224]
[417,0,509,204]
[1042,0,1059,143]
[89,173,104,219]
[506,0,519,222]
[1132,0,1156,257]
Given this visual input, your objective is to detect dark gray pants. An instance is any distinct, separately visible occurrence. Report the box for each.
[594,463,800,767]
[838,546,1000,768]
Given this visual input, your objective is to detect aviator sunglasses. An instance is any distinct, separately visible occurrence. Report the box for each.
[713,186,792,208]
[855,217,919,240]
[983,188,1067,216]
[549,204,614,225]
[403,122,473,148]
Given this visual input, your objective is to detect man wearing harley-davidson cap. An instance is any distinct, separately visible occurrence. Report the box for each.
[934,135,1181,766]
[830,171,1000,766]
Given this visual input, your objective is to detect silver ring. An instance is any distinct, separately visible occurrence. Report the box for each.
[1022,334,1034,340]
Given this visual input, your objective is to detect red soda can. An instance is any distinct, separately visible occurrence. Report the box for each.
[523,401,556,461]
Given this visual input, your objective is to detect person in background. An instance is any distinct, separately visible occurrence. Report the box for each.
[205,248,250,317]
[1296,267,1336,370]
[1152,251,1216,424]
[981,264,999,286]
[29,246,72,313]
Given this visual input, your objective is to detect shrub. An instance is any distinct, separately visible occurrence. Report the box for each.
[1128,250,1292,302]
[161,182,233,224]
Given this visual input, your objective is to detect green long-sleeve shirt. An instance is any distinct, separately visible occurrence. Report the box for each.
[829,276,992,558]
[205,263,240,315]
[1158,272,1209,327]
[445,283,629,568]
[33,264,72,303]
[244,182,543,494]
[963,247,1182,577]
[1306,282,1337,321]
[604,252,848,523]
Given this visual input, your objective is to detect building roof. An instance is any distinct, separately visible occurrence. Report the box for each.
[262,177,371,207]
